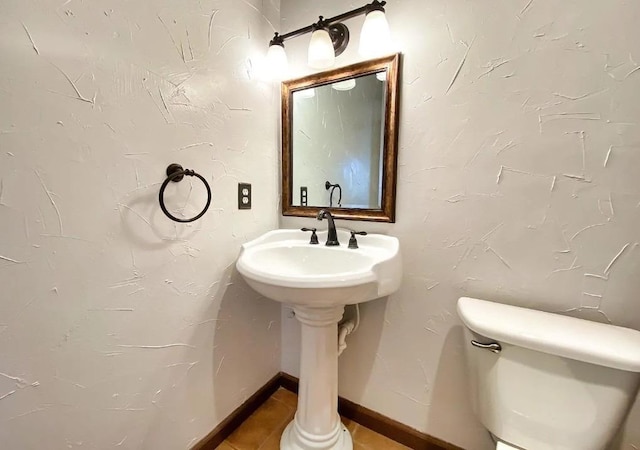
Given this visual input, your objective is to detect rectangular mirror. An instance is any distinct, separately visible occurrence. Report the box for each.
[281,53,401,222]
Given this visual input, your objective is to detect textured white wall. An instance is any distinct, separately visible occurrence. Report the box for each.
[0,0,281,448]
[280,1,640,448]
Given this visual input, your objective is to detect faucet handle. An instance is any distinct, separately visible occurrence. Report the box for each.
[348,231,367,249]
[301,227,319,245]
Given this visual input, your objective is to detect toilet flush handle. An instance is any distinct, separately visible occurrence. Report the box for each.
[471,340,502,353]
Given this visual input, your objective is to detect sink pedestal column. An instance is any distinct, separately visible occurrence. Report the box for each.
[281,305,353,450]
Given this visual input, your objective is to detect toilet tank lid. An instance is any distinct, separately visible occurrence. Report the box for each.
[457,297,640,372]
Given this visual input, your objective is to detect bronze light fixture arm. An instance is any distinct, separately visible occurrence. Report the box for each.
[271,0,386,44]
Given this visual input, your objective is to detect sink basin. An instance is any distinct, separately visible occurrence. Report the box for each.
[236,228,401,306]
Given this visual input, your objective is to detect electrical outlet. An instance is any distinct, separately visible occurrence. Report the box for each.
[238,183,251,209]
[300,186,308,206]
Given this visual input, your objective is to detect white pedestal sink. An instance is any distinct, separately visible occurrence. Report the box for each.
[236,229,402,450]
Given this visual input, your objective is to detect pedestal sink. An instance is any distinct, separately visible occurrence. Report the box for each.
[236,228,402,450]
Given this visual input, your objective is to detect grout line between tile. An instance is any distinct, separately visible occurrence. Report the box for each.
[256,410,294,450]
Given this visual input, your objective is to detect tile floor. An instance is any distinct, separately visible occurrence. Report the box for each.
[217,388,410,450]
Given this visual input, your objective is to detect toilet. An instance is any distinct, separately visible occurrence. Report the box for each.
[457,297,640,450]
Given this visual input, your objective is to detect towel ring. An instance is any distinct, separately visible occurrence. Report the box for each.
[159,163,211,223]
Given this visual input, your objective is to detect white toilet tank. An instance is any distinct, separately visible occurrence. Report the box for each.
[457,297,640,450]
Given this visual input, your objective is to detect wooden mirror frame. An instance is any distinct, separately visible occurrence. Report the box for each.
[281,53,401,222]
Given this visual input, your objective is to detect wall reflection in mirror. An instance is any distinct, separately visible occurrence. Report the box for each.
[291,71,386,209]
[282,53,400,222]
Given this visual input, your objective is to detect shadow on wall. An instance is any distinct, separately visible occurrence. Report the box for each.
[210,268,280,421]
[337,297,387,403]
[611,393,640,449]
[118,183,201,250]
[115,186,279,448]
[428,325,494,450]
[139,264,280,449]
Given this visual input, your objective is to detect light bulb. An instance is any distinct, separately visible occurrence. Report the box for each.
[359,10,391,58]
[308,28,335,69]
[266,43,288,81]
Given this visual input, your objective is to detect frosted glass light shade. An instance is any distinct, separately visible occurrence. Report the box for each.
[266,44,288,80]
[297,88,316,99]
[331,79,356,91]
[359,10,391,58]
[308,29,335,69]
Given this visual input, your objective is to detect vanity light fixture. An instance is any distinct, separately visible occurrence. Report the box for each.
[266,0,391,78]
